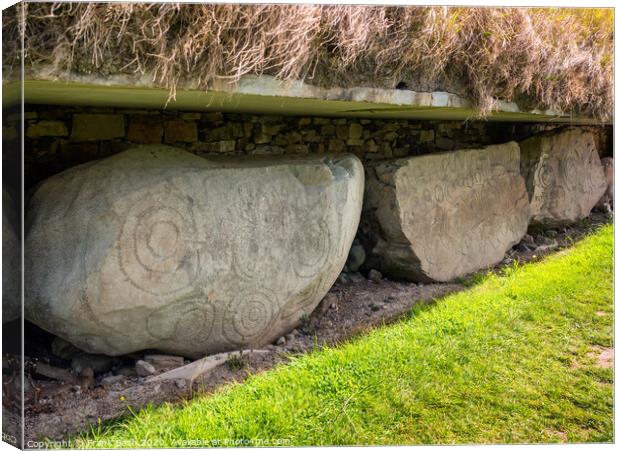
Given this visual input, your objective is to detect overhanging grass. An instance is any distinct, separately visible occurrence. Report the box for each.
[76,224,613,447]
[3,5,613,120]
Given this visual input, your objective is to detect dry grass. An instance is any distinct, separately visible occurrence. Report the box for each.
[2,3,613,120]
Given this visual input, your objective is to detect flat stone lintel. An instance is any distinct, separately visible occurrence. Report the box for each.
[2,74,604,125]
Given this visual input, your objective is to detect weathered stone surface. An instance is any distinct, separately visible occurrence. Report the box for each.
[25,145,363,357]
[363,142,529,282]
[3,187,20,323]
[163,120,198,143]
[71,114,125,141]
[596,157,613,210]
[520,128,607,226]
[126,118,163,144]
[26,120,69,138]
[3,125,18,140]
[345,242,366,273]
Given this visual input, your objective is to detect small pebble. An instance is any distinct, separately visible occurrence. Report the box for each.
[175,379,187,389]
[285,333,295,342]
[81,367,95,389]
[71,352,116,375]
[276,336,286,346]
[135,359,156,377]
[101,374,125,388]
[368,269,382,282]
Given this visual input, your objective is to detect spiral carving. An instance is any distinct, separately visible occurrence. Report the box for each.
[146,295,215,345]
[291,219,332,278]
[223,289,277,346]
[118,189,199,296]
[231,181,294,279]
[280,277,324,321]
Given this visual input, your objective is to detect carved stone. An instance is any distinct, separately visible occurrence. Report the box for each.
[596,157,613,210]
[25,145,363,357]
[3,187,20,323]
[520,128,607,226]
[363,142,529,282]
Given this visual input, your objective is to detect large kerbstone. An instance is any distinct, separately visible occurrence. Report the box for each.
[3,187,20,323]
[520,128,607,226]
[25,145,363,357]
[363,142,529,282]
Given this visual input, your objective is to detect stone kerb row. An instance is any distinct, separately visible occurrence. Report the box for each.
[17,127,609,357]
[361,128,609,282]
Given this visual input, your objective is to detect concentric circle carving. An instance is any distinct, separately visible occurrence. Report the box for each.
[118,190,199,295]
[291,219,332,278]
[146,295,216,345]
[223,289,277,346]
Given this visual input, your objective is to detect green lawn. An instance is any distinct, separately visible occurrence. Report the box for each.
[77,224,613,447]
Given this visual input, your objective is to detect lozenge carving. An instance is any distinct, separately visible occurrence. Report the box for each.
[520,127,607,226]
[363,142,529,282]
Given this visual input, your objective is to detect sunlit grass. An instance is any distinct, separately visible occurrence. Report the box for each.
[75,224,613,447]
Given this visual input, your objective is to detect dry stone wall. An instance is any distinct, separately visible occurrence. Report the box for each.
[3,104,612,353]
[9,105,610,190]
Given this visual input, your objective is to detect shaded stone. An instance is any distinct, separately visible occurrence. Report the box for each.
[328,139,345,152]
[25,145,363,357]
[51,337,81,360]
[3,125,18,140]
[2,187,20,323]
[203,112,224,122]
[520,128,607,226]
[71,114,125,141]
[136,360,156,377]
[101,374,126,388]
[7,111,37,122]
[596,156,614,210]
[368,269,382,282]
[207,123,244,141]
[27,120,69,138]
[419,130,434,142]
[203,140,236,153]
[285,144,309,154]
[345,242,366,272]
[363,142,529,282]
[60,142,100,165]
[180,112,201,121]
[71,353,116,375]
[346,139,364,147]
[349,123,363,140]
[127,118,163,144]
[164,120,198,143]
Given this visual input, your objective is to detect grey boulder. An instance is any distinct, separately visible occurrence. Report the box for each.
[596,157,613,211]
[363,142,529,282]
[25,145,363,357]
[520,128,607,226]
[3,187,20,323]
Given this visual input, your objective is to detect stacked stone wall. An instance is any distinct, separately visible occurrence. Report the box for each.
[4,104,611,189]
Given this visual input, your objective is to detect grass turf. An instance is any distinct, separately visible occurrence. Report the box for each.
[77,224,613,447]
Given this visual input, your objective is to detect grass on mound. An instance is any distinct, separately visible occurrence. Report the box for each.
[76,224,613,447]
[4,4,613,120]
